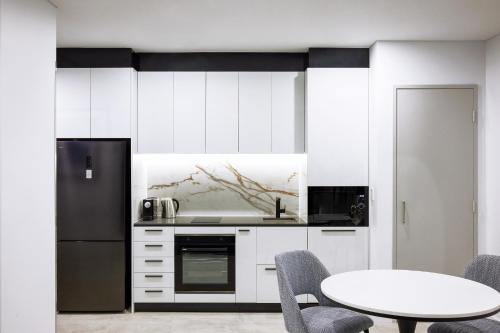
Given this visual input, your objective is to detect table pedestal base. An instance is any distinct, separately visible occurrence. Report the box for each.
[397,320,417,333]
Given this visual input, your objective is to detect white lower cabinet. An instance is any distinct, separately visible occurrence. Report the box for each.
[134,273,174,288]
[256,265,307,303]
[256,227,308,264]
[134,288,174,303]
[256,227,308,303]
[236,227,257,302]
[133,257,174,273]
[307,227,369,275]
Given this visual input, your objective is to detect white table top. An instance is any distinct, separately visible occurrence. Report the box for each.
[321,270,500,320]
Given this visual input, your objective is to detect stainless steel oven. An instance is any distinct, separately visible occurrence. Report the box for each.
[175,235,235,294]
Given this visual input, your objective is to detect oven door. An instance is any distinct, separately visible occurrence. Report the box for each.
[175,235,235,294]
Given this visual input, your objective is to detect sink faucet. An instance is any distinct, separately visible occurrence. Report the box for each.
[275,197,286,218]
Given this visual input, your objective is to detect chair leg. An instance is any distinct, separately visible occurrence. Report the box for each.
[363,330,369,333]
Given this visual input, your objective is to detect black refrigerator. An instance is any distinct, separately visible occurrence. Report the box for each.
[57,139,130,312]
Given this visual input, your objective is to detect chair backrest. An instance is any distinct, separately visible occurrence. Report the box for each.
[464,255,500,292]
[275,250,331,333]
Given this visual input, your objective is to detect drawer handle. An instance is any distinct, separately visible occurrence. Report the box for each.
[265,267,277,271]
[144,259,163,263]
[145,244,163,248]
[145,290,163,293]
[238,229,250,232]
[145,229,163,232]
[321,229,356,233]
[145,274,163,278]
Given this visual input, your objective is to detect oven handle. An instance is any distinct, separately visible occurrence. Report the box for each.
[181,247,229,253]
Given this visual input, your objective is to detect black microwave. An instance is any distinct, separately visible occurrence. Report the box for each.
[308,186,369,226]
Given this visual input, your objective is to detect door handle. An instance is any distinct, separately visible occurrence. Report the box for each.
[145,244,163,248]
[145,274,163,278]
[145,259,163,263]
[402,201,406,224]
[145,229,163,232]
[265,267,277,271]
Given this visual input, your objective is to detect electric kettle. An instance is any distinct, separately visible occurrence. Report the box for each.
[161,198,180,219]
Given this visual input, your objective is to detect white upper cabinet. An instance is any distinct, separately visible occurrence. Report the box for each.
[56,68,91,138]
[206,72,239,153]
[173,72,206,153]
[271,72,305,153]
[307,68,369,186]
[138,72,174,153]
[238,72,272,153]
[91,68,133,138]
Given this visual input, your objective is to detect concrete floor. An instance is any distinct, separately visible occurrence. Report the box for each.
[57,312,431,333]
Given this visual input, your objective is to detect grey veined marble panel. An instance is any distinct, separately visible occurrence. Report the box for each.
[141,155,307,217]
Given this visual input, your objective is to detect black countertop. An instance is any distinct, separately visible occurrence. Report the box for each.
[134,216,308,227]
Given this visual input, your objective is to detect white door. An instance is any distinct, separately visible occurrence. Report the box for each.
[271,72,305,153]
[307,68,368,186]
[173,72,206,153]
[90,68,132,138]
[396,87,475,276]
[138,72,174,153]
[239,72,272,153]
[56,68,91,138]
[235,227,257,302]
[206,72,239,153]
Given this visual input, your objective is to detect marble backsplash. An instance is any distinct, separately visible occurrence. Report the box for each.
[137,154,307,217]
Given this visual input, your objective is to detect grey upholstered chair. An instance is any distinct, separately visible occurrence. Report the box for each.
[275,250,373,333]
[428,255,500,333]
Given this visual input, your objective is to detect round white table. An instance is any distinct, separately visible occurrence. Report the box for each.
[321,270,500,333]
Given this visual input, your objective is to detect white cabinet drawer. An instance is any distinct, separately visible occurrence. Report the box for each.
[134,227,174,242]
[307,227,369,275]
[256,227,307,264]
[133,257,174,273]
[134,273,174,288]
[133,242,174,257]
[134,288,174,303]
[256,265,307,303]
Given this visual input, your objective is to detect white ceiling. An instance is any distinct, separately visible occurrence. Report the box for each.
[52,0,500,52]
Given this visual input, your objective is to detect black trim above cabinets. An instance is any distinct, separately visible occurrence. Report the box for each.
[136,52,307,72]
[56,48,370,70]
[308,48,369,68]
[57,48,135,68]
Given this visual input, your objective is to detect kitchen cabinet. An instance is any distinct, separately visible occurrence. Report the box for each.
[235,227,257,302]
[307,68,369,186]
[137,72,174,153]
[256,265,308,303]
[56,68,91,138]
[271,72,305,153]
[56,67,136,140]
[256,227,307,303]
[238,72,272,153]
[173,72,206,153]
[307,227,369,275]
[256,227,307,264]
[91,68,134,138]
[206,72,239,153]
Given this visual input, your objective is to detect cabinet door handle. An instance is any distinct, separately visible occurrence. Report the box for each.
[144,259,163,263]
[145,290,163,293]
[402,201,407,224]
[145,244,163,248]
[145,274,163,278]
[321,229,356,233]
[265,267,277,271]
[238,229,250,232]
[145,229,163,232]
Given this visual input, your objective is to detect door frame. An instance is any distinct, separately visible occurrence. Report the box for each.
[392,85,478,269]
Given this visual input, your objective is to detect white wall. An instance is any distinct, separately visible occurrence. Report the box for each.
[369,41,486,269]
[0,0,56,332]
[484,34,500,256]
